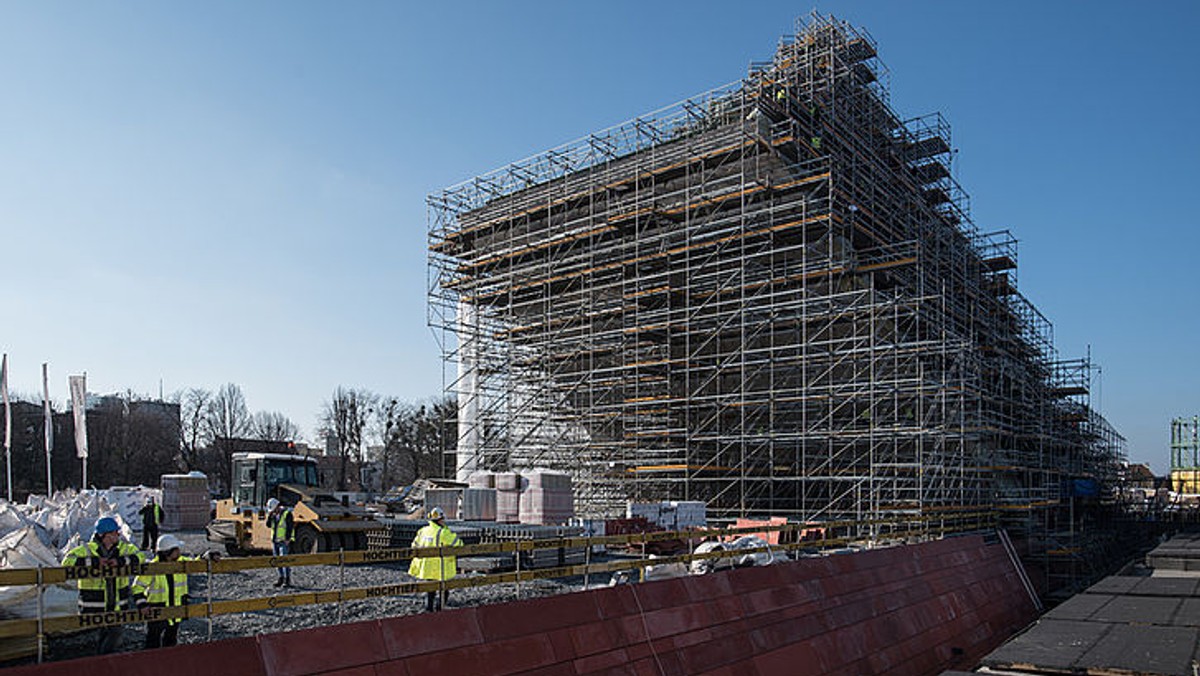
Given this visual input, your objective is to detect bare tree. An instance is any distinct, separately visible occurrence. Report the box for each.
[251,411,300,442]
[178,388,212,470]
[319,387,376,491]
[373,396,456,487]
[417,397,456,479]
[372,397,404,490]
[204,383,251,493]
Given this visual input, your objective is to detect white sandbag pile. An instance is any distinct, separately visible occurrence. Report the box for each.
[0,485,158,647]
[0,527,77,620]
[5,488,151,552]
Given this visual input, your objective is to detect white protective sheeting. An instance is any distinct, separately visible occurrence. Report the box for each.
[689,535,788,574]
[0,486,160,625]
[0,527,76,620]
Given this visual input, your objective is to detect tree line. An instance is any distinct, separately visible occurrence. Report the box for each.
[1,383,454,500]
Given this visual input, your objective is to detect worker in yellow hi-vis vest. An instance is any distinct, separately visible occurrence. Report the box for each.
[409,507,462,612]
[61,517,146,654]
[133,534,219,649]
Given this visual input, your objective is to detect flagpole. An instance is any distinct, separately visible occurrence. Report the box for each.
[2,354,11,502]
[42,363,52,495]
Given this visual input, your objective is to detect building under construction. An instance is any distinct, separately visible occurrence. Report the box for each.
[1169,415,1200,492]
[428,15,1126,573]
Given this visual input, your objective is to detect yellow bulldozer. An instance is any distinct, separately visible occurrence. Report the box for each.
[206,451,378,555]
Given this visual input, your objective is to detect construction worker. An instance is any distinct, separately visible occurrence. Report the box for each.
[134,534,219,649]
[266,498,294,587]
[139,497,164,551]
[61,516,146,654]
[409,506,462,612]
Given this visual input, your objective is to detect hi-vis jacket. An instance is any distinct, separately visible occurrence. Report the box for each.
[408,521,462,581]
[62,540,146,613]
[134,554,196,626]
[267,508,294,543]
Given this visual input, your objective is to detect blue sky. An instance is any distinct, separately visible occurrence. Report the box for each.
[1,2,1196,472]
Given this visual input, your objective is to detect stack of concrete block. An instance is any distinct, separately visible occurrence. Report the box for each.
[495,473,524,523]
[571,517,608,554]
[424,488,462,520]
[467,472,495,488]
[627,500,706,531]
[519,471,573,525]
[462,488,497,521]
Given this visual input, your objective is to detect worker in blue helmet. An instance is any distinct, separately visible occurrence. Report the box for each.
[62,516,147,654]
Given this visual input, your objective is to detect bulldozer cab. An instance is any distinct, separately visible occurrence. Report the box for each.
[211,450,376,555]
[231,452,320,510]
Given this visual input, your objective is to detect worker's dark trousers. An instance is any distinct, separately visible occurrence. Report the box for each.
[96,624,124,654]
[425,590,448,612]
[145,619,179,649]
[141,525,158,550]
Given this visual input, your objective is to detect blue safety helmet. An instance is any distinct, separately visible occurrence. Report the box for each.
[94,517,119,536]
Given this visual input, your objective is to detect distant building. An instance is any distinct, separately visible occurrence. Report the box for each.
[1170,416,1200,492]
[1122,463,1156,490]
[0,394,181,498]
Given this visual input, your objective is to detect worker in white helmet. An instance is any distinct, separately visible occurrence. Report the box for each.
[265,498,295,587]
[133,534,219,649]
[409,506,462,611]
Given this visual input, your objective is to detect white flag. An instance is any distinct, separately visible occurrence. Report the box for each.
[42,363,52,491]
[69,375,88,459]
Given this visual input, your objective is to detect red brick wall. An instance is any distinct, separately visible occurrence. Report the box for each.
[7,534,1037,676]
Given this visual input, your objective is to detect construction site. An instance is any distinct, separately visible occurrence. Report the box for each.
[428,14,1127,596]
[3,12,1193,676]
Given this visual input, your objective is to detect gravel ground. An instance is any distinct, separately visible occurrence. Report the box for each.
[24,530,621,664]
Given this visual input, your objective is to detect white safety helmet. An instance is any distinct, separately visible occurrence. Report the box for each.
[266,498,280,511]
[156,534,184,553]
[428,506,445,521]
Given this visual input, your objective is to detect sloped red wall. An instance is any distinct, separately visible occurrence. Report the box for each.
[6,534,1036,676]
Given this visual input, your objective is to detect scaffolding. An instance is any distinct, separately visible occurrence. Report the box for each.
[427,14,1125,544]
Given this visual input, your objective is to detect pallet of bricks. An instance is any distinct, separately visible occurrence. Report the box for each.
[161,473,210,530]
[488,471,574,524]
[465,473,499,520]
[519,471,574,525]
[493,472,522,523]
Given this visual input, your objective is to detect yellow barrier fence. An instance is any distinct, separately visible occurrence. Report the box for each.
[0,510,996,661]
